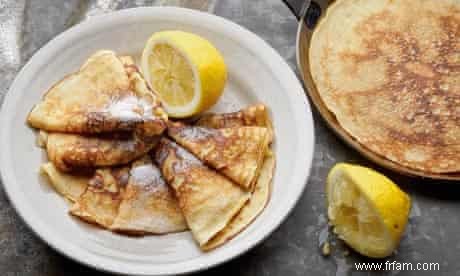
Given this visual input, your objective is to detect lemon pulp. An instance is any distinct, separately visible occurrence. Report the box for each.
[148,44,195,107]
[141,31,227,118]
[326,163,411,258]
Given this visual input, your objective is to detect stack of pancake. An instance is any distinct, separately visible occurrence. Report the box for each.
[27,50,275,251]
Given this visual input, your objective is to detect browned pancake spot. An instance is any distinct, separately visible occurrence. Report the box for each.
[337,7,460,146]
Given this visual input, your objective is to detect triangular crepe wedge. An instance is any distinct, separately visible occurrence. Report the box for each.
[196,104,274,143]
[168,122,270,189]
[40,162,89,202]
[196,104,275,159]
[196,107,276,250]
[27,51,167,136]
[111,156,188,234]
[45,132,159,172]
[154,138,250,247]
[203,155,275,251]
[70,166,130,228]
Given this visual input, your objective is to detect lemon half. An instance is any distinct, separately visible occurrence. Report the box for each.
[326,163,411,258]
[141,31,227,118]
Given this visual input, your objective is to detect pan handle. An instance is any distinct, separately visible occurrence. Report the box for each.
[282,0,308,20]
[282,0,322,28]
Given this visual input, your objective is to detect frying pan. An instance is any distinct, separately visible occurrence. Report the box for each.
[282,0,460,180]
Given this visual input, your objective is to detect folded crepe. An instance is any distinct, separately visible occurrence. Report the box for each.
[40,162,89,202]
[27,51,167,136]
[154,138,249,247]
[168,122,270,189]
[45,132,159,172]
[111,156,188,234]
[197,106,275,250]
[34,55,163,171]
[70,166,130,228]
[196,103,274,143]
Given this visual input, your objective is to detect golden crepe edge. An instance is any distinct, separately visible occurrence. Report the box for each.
[196,103,274,143]
[202,155,275,251]
[45,132,159,172]
[69,166,129,228]
[40,162,89,202]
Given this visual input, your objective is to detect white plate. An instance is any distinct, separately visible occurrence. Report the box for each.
[0,7,314,275]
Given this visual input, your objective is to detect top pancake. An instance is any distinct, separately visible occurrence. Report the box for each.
[27,50,167,136]
[310,0,460,173]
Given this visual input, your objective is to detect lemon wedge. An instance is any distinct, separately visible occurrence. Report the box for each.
[326,163,411,258]
[141,31,227,118]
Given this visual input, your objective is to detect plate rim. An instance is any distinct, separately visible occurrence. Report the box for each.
[0,7,314,275]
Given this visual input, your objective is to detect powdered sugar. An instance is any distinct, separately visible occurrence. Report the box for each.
[176,126,216,141]
[154,139,202,174]
[172,142,201,164]
[130,163,166,193]
[105,94,154,121]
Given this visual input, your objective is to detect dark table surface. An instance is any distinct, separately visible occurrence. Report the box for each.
[0,1,459,275]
